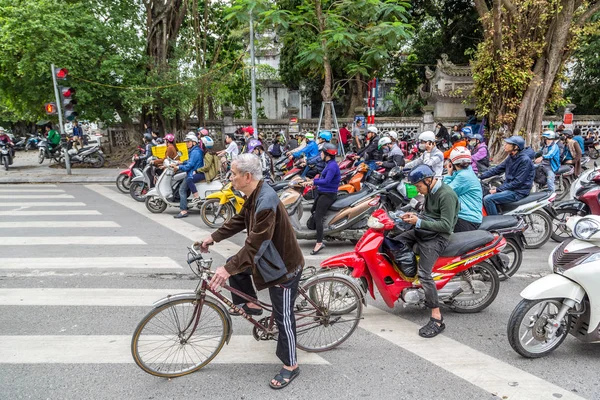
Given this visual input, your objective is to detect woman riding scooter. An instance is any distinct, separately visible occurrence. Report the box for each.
[301,143,341,255]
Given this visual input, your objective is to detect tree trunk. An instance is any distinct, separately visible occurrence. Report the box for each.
[345,75,365,117]
[315,0,331,129]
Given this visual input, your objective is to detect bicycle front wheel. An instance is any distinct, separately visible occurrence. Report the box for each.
[131,298,228,378]
[294,276,362,352]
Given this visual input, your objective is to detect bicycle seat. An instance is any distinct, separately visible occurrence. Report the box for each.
[478,215,519,231]
[329,188,371,211]
[441,231,495,257]
[498,191,550,212]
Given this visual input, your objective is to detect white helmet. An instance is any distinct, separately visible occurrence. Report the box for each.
[201,136,214,148]
[184,132,199,143]
[378,137,392,149]
[0,127,5,132]
[387,130,398,140]
[449,146,472,166]
[542,130,557,140]
[418,131,436,143]
[367,126,378,134]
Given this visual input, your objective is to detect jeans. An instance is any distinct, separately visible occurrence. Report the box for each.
[178,178,189,211]
[483,190,522,216]
[186,172,205,194]
[454,218,480,233]
[541,165,555,192]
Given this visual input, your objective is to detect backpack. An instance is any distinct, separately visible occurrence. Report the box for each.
[270,142,282,157]
[534,166,547,186]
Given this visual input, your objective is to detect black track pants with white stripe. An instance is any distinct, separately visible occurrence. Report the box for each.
[268,271,302,367]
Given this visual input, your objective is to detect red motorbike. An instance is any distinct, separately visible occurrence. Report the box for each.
[116,146,146,193]
[319,209,505,313]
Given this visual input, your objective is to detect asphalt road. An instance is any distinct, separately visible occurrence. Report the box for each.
[0,183,596,400]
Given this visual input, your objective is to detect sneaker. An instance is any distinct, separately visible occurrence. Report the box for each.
[189,197,201,205]
[174,212,188,219]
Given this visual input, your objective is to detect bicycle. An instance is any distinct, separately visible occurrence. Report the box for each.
[131,243,363,378]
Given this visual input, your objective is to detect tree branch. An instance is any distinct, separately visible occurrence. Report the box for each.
[474,0,490,19]
[576,1,600,26]
[501,0,517,15]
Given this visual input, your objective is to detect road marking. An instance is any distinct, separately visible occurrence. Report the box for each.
[0,236,145,245]
[0,194,74,199]
[360,307,583,400]
[0,210,101,216]
[0,288,189,305]
[86,184,240,258]
[0,184,57,188]
[0,188,65,193]
[0,221,120,228]
[0,202,86,207]
[0,335,328,365]
[0,257,181,272]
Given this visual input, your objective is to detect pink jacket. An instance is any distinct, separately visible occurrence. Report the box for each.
[470,143,488,174]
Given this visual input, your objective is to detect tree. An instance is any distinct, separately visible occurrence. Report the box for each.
[472,0,600,158]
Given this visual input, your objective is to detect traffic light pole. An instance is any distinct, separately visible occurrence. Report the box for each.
[51,63,71,175]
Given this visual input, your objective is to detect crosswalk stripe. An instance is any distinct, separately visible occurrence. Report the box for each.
[0,194,74,199]
[0,202,86,207]
[0,221,120,228]
[0,288,188,305]
[0,189,65,193]
[0,257,180,271]
[0,210,101,216]
[0,237,146,245]
[0,335,329,365]
[0,184,57,188]
[360,307,583,400]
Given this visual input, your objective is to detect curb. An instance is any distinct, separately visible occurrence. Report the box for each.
[0,176,116,184]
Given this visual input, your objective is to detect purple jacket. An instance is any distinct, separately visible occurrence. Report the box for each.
[470,143,488,174]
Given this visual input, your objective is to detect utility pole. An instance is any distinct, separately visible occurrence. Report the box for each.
[51,63,71,174]
[249,11,258,137]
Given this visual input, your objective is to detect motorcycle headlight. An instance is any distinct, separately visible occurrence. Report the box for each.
[573,217,600,240]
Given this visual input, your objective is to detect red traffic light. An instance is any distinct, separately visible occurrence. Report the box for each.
[45,102,58,115]
[55,68,68,80]
[60,87,75,97]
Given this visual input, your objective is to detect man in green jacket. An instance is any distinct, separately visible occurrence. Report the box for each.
[397,164,459,338]
[45,125,61,152]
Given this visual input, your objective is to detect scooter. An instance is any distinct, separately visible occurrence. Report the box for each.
[0,143,13,170]
[507,215,600,358]
[144,158,223,214]
[116,147,146,194]
[478,215,528,279]
[551,169,600,242]
[199,181,245,228]
[533,164,574,202]
[58,139,105,168]
[130,158,156,202]
[319,208,504,312]
[25,133,41,151]
[37,139,61,164]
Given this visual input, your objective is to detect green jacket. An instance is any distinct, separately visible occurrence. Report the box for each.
[419,181,460,239]
[47,129,61,145]
[197,153,220,182]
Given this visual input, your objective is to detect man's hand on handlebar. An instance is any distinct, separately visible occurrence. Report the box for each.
[197,237,214,253]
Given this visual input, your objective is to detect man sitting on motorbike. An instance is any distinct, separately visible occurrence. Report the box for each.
[405,131,445,177]
[249,140,275,183]
[376,136,405,172]
[444,147,483,232]
[135,133,155,164]
[479,136,534,216]
[0,127,14,157]
[469,134,489,174]
[443,129,469,159]
[534,130,560,193]
[287,132,318,168]
[45,125,61,154]
[301,130,331,179]
[172,133,205,219]
[355,126,382,171]
[395,164,459,338]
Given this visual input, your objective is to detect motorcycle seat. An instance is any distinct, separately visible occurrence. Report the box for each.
[478,215,519,231]
[329,189,370,211]
[441,231,495,257]
[556,165,573,175]
[269,181,289,192]
[498,191,550,212]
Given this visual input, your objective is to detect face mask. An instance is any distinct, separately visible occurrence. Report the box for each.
[418,143,427,151]
[469,140,476,147]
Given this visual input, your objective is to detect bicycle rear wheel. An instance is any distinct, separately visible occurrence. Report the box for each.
[131,298,227,378]
[294,276,362,352]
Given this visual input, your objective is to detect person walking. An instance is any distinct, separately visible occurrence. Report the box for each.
[199,153,304,389]
[339,123,351,153]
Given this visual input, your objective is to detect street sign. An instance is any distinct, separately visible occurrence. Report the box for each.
[563,113,573,125]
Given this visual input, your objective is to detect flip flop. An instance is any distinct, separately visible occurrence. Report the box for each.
[269,367,300,390]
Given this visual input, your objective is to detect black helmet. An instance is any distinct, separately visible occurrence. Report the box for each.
[143,133,153,142]
[451,132,462,143]
[321,143,337,156]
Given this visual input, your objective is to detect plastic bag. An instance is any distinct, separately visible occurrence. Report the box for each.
[383,237,417,277]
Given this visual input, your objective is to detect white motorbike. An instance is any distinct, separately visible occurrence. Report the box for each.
[507,215,600,358]
[144,158,222,214]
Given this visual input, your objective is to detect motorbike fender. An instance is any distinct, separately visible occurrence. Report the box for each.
[131,175,145,183]
[303,271,367,306]
[152,293,232,344]
[520,274,585,304]
[320,252,375,300]
[204,191,229,204]
[119,168,133,178]
[145,188,159,198]
[554,200,589,214]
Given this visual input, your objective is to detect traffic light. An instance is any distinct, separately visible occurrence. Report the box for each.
[44,102,58,115]
[54,67,68,80]
[59,86,77,121]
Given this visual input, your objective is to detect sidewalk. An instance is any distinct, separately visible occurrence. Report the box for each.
[0,151,119,184]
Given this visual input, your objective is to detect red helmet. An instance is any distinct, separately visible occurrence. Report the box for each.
[242,126,254,135]
[322,143,337,156]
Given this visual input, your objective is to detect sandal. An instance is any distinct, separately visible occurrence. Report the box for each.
[269,367,300,390]
[310,243,326,255]
[228,304,263,316]
[418,317,445,338]
[173,212,188,219]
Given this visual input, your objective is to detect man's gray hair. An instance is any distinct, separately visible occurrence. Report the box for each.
[233,153,263,181]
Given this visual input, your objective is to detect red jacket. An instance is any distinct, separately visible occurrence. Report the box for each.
[339,127,351,145]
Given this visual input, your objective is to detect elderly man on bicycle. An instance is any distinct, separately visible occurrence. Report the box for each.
[199,153,304,390]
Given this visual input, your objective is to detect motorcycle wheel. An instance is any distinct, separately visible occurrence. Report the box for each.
[90,153,105,168]
[145,196,167,213]
[116,174,131,194]
[507,298,571,358]
[551,208,580,242]
[450,261,499,313]
[129,181,149,202]
[3,156,8,171]
[200,199,234,229]
[589,148,599,159]
[38,150,45,164]
[554,176,570,202]
[498,238,523,281]
[523,210,552,249]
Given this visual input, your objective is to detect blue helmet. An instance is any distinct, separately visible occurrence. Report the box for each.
[472,134,483,142]
[461,127,473,138]
[318,130,332,142]
[408,165,435,184]
[504,135,525,151]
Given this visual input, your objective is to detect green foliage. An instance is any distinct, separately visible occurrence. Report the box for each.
[382,87,423,117]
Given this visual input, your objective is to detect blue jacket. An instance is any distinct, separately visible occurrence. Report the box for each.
[542,142,560,172]
[178,145,204,177]
[443,166,483,223]
[480,151,534,196]
[292,140,319,159]
[314,159,341,193]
